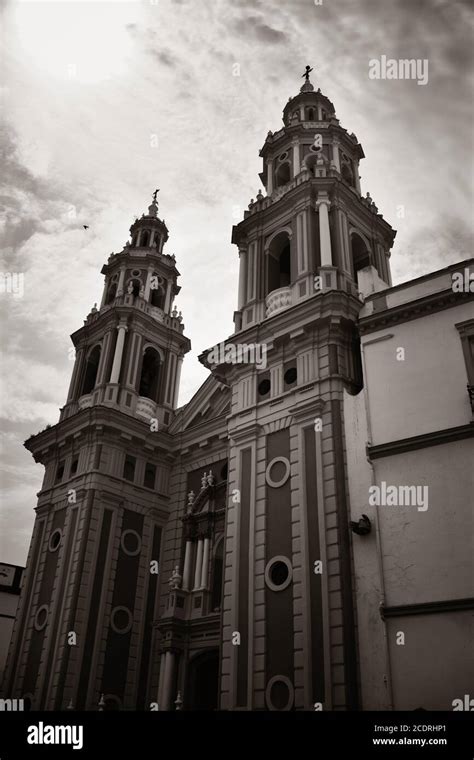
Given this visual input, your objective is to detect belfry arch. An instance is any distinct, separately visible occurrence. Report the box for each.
[138,346,161,402]
[266,230,292,295]
[350,231,371,278]
[81,344,101,395]
[275,161,291,188]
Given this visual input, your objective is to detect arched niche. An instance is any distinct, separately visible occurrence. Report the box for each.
[82,344,101,395]
[150,274,166,309]
[105,281,117,304]
[350,231,372,276]
[266,230,292,295]
[341,156,355,188]
[275,161,291,188]
[138,346,162,402]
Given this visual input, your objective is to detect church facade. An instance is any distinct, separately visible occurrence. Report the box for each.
[3,75,473,712]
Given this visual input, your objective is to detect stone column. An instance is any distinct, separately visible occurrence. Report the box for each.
[173,355,183,409]
[332,140,341,172]
[116,267,126,296]
[67,347,85,402]
[157,652,166,707]
[317,197,333,267]
[354,163,361,194]
[96,330,114,385]
[182,541,193,591]
[237,247,247,310]
[193,539,204,590]
[100,281,108,308]
[161,651,176,711]
[144,266,154,301]
[292,138,300,176]
[109,323,127,384]
[266,159,273,195]
[200,536,210,589]
[164,281,172,313]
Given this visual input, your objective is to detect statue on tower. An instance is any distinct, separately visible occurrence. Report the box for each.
[302,65,313,82]
[148,188,160,218]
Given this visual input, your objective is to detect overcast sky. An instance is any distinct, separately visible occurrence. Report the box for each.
[1,0,473,566]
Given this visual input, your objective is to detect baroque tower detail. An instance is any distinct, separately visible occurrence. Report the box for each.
[3,195,190,710]
[201,71,396,710]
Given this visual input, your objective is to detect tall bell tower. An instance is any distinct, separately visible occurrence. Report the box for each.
[3,193,190,710]
[202,69,396,710]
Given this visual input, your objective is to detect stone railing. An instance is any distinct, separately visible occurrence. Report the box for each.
[78,393,93,410]
[97,295,184,332]
[136,396,157,421]
[244,170,313,218]
[265,286,292,317]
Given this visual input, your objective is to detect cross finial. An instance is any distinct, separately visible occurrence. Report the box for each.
[302,65,313,82]
[152,188,160,203]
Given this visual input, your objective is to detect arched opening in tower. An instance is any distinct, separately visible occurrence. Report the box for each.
[150,278,166,309]
[129,279,141,298]
[138,347,161,402]
[106,281,117,304]
[82,344,101,395]
[267,232,291,295]
[350,233,371,280]
[275,161,291,188]
[140,230,149,247]
[341,161,355,187]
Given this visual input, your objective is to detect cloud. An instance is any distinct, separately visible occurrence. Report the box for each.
[232,14,288,43]
[151,49,178,67]
[0,0,473,568]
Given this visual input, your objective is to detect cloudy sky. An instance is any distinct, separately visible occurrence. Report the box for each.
[1,0,473,566]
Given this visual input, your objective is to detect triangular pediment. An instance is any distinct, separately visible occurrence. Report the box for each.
[169,374,230,434]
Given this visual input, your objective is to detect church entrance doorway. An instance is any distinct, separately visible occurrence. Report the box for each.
[185,649,219,710]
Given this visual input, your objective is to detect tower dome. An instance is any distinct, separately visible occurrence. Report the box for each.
[129,189,169,253]
[282,66,337,127]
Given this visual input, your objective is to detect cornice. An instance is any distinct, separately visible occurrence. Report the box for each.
[360,289,474,335]
[24,405,176,460]
[288,396,326,423]
[229,419,261,444]
[367,422,474,460]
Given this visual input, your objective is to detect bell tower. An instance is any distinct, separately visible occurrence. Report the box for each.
[61,191,187,428]
[202,69,396,710]
[233,67,394,335]
[3,192,190,710]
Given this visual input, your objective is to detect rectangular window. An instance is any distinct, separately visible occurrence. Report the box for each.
[123,455,136,482]
[144,463,156,490]
[70,458,78,476]
[56,462,65,482]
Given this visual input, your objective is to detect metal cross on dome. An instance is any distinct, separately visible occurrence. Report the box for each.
[302,65,313,81]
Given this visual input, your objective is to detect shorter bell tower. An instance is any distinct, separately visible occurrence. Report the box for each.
[61,192,188,431]
[3,192,190,711]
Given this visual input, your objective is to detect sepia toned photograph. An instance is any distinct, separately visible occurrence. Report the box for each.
[0,0,473,754]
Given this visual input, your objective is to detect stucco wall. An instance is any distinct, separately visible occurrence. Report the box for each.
[362,301,473,444]
[375,442,473,606]
[387,612,474,710]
